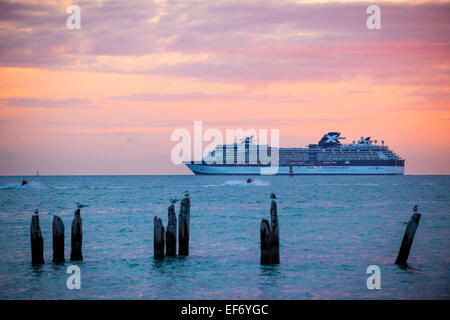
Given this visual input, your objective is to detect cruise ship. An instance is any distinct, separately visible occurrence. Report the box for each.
[184,132,405,175]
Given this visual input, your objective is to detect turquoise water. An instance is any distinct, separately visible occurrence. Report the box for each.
[0,175,449,299]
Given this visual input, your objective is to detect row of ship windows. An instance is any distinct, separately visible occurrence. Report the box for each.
[282,166,349,170]
[218,150,395,154]
[280,151,385,155]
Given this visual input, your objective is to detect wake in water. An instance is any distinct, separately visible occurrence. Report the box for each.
[0,181,45,190]
[222,179,270,187]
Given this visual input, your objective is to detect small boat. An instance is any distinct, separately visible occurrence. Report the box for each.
[21,180,28,186]
[247,178,253,184]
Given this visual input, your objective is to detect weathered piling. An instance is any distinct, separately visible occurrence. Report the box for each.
[260,194,280,265]
[395,205,422,265]
[154,216,165,259]
[52,215,65,263]
[166,204,177,256]
[30,214,44,264]
[270,200,280,264]
[260,219,272,265]
[178,195,191,256]
[70,209,83,261]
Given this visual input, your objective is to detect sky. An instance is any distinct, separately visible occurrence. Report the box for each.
[0,0,449,175]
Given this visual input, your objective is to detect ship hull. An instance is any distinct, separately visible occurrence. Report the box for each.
[185,163,404,175]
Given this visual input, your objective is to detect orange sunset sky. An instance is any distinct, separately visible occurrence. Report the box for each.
[0,0,449,175]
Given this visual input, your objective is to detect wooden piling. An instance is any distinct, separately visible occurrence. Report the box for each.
[70,209,83,261]
[166,204,177,256]
[30,215,44,265]
[260,194,280,265]
[270,200,280,264]
[154,216,165,259]
[178,196,190,256]
[52,215,65,263]
[395,207,421,265]
[260,219,272,265]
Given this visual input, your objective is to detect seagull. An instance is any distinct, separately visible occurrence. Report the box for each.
[170,198,179,204]
[270,193,276,199]
[33,209,39,215]
[76,202,89,209]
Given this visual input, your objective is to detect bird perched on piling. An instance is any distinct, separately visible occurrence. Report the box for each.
[184,191,189,198]
[270,193,277,199]
[33,209,39,215]
[170,198,179,204]
[76,202,89,209]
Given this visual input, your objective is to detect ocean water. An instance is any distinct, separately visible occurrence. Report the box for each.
[0,175,449,300]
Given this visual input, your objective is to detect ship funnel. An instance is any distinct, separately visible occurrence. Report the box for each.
[318,132,342,147]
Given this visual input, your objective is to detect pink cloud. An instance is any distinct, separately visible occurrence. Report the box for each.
[0,1,448,85]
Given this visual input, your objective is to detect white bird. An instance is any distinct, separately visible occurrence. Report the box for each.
[33,209,39,215]
[76,202,89,209]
